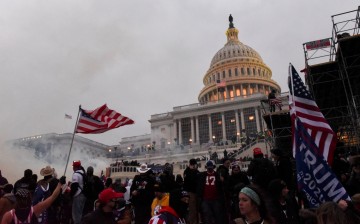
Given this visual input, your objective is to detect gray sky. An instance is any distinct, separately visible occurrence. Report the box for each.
[0,1,357,146]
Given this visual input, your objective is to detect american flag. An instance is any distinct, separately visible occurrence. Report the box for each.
[269,98,283,107]
[75,104,134,134]
[216,79,226,88]
[288,64,336,165]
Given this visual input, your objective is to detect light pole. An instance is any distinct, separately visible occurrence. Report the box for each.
[108,148,112,160]
[114,147,118,162]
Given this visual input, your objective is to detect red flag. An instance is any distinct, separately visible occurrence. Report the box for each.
[75,104,134,134]
[288,64,336,165]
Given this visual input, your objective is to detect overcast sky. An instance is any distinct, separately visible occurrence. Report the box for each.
[0,1,358,146]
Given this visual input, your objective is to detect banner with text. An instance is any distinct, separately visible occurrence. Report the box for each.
[295,118,350,207]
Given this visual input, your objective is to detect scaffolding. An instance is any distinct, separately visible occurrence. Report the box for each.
[303,6,360,153]
[260,93,292,156]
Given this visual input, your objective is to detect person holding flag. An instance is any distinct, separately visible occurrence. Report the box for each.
[268,89,283,112]
[288,64,350,208]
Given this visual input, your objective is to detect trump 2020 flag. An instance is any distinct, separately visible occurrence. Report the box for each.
[288,64,336,165]
[75,104,134,134]
[295,117,350,207]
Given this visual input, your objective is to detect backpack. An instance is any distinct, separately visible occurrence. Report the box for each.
[75,171,91,197]
[10,207,37,224]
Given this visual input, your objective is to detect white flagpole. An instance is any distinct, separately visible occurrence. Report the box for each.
[289,63,297,115]
[289,63,299,158]
[63,105,82,176]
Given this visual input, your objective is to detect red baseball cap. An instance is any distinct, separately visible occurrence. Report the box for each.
[72,160,81,167]
[253,148,263,156]
[98,188,124,203]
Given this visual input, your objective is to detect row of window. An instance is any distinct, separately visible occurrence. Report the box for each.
[202,86,271,102]
[206,67,270,85]
[177,109,261,145]
[213,48,258,63]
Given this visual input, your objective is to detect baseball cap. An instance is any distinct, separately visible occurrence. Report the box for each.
[98,188,124,203]
[189,159,197,165]
[253,148,263,156]
[72,160,81,167]
[206,160,215,168]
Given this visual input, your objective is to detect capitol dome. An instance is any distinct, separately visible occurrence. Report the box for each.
[210,39,263,67]
[198,15,281,103]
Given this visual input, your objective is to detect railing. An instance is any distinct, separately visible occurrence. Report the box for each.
[109,160,253,177]
[110,165,138,173]
[228,139,265,159]
[174,93,267,112]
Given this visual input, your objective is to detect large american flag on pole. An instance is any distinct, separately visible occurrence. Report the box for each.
[288,64,336,165]
[75,104,134,134]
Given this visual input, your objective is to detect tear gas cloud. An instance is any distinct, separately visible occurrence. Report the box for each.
[0,142,109,184]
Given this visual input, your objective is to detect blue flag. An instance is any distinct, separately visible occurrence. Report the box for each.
[295,118,350,207]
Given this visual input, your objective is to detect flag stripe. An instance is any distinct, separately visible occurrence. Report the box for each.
[298,117,333,131]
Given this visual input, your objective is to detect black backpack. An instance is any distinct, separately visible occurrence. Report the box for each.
[75,171,91,197]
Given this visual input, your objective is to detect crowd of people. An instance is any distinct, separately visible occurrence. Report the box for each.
[1,147,360,224]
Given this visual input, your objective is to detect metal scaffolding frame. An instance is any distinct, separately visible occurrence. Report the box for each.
[260,94,292,156]
[303,6,360,153]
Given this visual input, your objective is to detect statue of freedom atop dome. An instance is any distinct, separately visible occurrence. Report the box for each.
[229,14,234,28]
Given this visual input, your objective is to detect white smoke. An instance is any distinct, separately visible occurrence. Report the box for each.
[0,142,110,184]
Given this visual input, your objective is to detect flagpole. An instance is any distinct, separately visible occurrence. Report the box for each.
[64,105,82,176]
[289,63,297,116]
